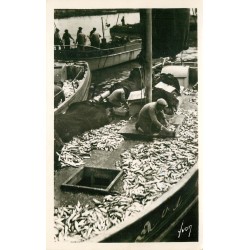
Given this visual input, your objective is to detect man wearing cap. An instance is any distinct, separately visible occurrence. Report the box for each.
[62,29,74,50]
[54,28,63,50]
[76,27,87,51]
[135,98,170,135]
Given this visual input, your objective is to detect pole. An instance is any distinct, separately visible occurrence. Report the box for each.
[144,9,152,103]
[101,17,105,38]
[116,14,120,25]
[101,17,106,45]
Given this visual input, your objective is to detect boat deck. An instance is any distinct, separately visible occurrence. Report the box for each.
[54,93,197,207]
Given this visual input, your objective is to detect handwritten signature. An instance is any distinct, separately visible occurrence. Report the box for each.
[177,221,192,238]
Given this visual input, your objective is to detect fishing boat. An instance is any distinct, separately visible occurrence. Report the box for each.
[53,9,199,244]
[54,61,91,115]
[54,39,142,71]
[54,15,142,71]
[110,23,142,39]
[86,164,198,242]
[54,66,199,242]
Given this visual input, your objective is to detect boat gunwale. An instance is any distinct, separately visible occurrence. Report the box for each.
[85,163,198,242]
[82,47,141,60]
[54,42,142,59]
[54,63,91,115]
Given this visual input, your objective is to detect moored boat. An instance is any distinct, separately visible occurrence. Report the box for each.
[54,62,91,115]
[54,39,142,71]
[54,39,141,71]
[53,8,199,243]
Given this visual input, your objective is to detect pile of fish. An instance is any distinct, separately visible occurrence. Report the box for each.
[62,80,79,100]
[58,121,127,168]
[182,88,198,105]
[183,88,198,96]
[176,47,198,62]
[54,195,143,242]
[189,96,198,105]
[54,105,198,242]
[165,124,176,131]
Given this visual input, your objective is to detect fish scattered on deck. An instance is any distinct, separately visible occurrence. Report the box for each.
[54,92,198,242]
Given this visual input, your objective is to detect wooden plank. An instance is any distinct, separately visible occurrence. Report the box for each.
[118,115,185,139]
[118,119,154,140]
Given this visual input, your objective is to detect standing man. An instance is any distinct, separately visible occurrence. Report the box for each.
[76,27,87,51]
[62,29,74,50]
[54,28,63,50]
[121,16,125,26]
[89,28,101,48]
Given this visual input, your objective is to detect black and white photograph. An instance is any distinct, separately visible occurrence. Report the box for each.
[49,1,201,248]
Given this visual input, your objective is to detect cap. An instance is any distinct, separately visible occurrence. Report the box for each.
[156,98,167,107]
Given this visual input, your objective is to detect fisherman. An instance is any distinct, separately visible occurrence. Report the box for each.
[77,27,82,36]
[106,87,130,108]
[62,29,74,50]
[135,98,171,135]
[89,28,101,48]
[121,16,125,26]
[54,28,63,50]
[76,27,87,51]
[54,81,65,108]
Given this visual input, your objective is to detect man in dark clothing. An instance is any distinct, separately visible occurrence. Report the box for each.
[54,82,65,108]
[76,27,87,51]
[77,27,82,36]
[54,28,63,50]
[62,29,74,50]
[89,28,101,48]
[121,16,125,26]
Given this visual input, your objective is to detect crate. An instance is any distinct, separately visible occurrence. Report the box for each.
[61,166,123,194]
[127,89,145,103]
[161,65,189,89]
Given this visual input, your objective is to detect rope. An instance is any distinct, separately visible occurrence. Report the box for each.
[54,89,63,98]
[138,67,145,106]
[71,68,83,93]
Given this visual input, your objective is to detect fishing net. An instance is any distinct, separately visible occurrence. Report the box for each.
[152,88,179,115]
[54,101,110,142]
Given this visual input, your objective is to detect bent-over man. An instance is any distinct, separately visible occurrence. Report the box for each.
[135,98,170,135]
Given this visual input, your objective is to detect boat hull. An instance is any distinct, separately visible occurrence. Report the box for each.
[54,42,142,71]
[54,62,91,115]
[87,164,198,242]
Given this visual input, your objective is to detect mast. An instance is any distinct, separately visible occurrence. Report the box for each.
[144,9,152,103]
[101,17,106,45]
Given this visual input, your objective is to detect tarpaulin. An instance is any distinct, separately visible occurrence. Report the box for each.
[140,9,190,59]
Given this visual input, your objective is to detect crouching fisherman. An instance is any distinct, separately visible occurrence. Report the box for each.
[135,98,174,136]
[106,87,130,108]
